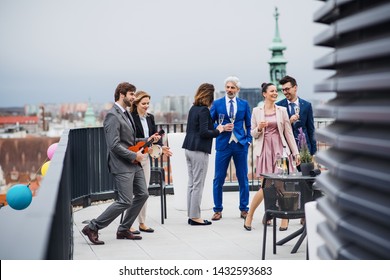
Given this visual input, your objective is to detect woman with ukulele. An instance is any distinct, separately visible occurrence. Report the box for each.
[129,91,172,234]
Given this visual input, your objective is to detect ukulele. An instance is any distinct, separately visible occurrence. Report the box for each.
[128,129,165,154]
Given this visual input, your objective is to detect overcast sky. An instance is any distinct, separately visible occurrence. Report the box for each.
[0,0,333,107]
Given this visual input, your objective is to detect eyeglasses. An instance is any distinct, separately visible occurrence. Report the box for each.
[282,87,292,92]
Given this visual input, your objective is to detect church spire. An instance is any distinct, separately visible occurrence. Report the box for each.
[84,98,97,127]
[273,7,282,44]
[268,7,287,100]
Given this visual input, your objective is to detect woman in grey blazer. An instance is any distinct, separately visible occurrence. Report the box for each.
[182,83,224,226]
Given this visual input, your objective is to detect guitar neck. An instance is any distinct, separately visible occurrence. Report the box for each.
[144,129,165,148]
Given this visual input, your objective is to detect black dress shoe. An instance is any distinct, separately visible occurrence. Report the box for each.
[189,219,212,226]
[262,217,272,226]
[82,225,105,245]
[279,219,289,231]
[244,225,252,231]
[240,211,248,219]
[117,230,142,240]
[243,217,252,231]
[211,212,222,221]
[139,227,154,233]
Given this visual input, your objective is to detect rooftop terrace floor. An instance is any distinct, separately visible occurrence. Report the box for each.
[73,191,306,260]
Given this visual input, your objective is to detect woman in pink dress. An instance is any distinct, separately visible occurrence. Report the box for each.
[244,83,300,231]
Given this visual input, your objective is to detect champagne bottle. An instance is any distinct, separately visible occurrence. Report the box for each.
[282,146,289,176]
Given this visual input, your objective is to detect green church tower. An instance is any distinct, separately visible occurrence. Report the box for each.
[268,7,287,100]
[84,99,97,127]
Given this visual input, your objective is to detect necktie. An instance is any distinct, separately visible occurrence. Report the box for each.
[229,100,234,118]
[290,103,296,115]
[124,110,135,130]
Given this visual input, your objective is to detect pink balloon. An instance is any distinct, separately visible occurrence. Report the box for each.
[47,143,58,160]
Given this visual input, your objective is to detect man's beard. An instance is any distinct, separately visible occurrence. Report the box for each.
[226,92,236,99]
[124,98,132,107]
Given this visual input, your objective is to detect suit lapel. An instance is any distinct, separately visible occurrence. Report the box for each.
[276,106,283,132]
[116,105,135,132]
[236,98,242,116]
[146,115,155,136]
[299,99,306,114]
[222,97,229,116]
[128,113,136,131]
[132,113,144,137]
[259,105,265,122]
[284,100,293,118]
[115,105,129,125]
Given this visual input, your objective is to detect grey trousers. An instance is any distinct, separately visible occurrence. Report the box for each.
[137,156,151,224]
[185,149,209,219]
[89,166,149,232]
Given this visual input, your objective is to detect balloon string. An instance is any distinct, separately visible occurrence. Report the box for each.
[0,158,49,210]
[26,158,50,187]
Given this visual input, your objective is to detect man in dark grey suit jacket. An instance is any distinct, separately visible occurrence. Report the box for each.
[82,82,157,244]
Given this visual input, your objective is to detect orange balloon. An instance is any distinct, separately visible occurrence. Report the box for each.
[41,161,50,176]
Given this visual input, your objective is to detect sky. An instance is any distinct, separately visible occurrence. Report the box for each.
[0,0,334,107]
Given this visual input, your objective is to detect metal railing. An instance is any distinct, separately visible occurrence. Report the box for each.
[0,118,332,259]
[0,130,73,259]
[69,118,333,206]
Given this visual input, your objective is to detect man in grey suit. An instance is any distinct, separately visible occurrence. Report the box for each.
[82,82,158,244]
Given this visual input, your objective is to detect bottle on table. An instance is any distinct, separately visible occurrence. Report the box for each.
[282,146,289,176]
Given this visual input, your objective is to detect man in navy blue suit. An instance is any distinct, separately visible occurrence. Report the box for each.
[209,76,252,221]
[276,75,317,156]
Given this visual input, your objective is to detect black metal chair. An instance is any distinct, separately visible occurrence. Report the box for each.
[119,167,168,225]
[149,167,167,224]
[261,180,314,259]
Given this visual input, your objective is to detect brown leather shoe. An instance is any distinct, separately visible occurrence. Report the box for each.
[240,211,248,219]
[117,230,142,240]
[82,225,105,245]
[211,212,222,221]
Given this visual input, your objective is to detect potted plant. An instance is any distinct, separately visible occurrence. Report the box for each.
[297,128,314,175]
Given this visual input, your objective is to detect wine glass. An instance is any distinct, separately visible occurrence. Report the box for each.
[291,156,297,176]
[275,153,282,177]
[295,106,300,123]
[218,114,225,125]
[229,115,235,124]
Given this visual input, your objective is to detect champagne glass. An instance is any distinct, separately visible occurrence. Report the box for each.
[218,114,224,125]
[229,115,235,124]
[291,156,297,176]
[295,106,300,123]
[275,153,282,177]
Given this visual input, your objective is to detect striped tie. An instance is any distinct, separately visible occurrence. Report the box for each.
[229,100,234,118]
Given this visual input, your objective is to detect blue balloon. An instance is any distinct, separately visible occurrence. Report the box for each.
[6,184,33,210]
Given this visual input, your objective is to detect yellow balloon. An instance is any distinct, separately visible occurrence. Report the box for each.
[41,161,50,176]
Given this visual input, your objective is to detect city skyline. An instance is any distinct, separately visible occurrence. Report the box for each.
[0,0,334,108]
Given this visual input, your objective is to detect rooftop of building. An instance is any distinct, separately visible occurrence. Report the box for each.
[73,191,306,260]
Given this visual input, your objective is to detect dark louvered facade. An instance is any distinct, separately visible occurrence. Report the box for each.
[313,0,390,259]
